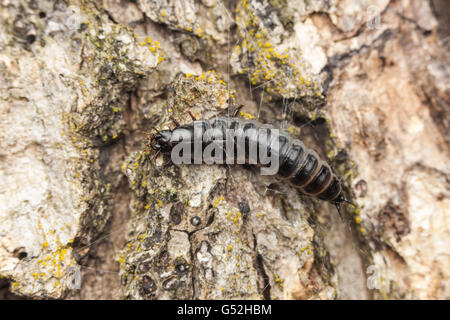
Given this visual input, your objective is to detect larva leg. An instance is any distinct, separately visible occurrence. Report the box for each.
[232,105,244,117]
[187,110,197,121]
[170,115,180,127]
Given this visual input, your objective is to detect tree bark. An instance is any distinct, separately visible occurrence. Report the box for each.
[0,0,448,300]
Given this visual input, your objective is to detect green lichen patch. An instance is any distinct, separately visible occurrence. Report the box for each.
[231,0,324,106]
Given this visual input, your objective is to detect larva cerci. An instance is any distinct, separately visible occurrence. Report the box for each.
[148,115,353,216]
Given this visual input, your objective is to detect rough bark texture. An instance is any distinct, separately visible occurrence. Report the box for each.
[0,0,448,300]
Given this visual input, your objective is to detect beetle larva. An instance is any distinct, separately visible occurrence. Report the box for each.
[148,116,353,217]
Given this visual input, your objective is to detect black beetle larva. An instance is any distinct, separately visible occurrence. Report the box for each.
[148,114,353,217]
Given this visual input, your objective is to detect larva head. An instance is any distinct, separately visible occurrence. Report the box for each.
[150,130,173,152]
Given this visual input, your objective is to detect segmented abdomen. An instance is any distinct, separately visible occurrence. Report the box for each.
[170,117,342,202]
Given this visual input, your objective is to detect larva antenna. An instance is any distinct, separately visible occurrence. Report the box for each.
[151,150,161,162]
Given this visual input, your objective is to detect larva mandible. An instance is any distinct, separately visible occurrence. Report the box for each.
[148,113,353,217]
